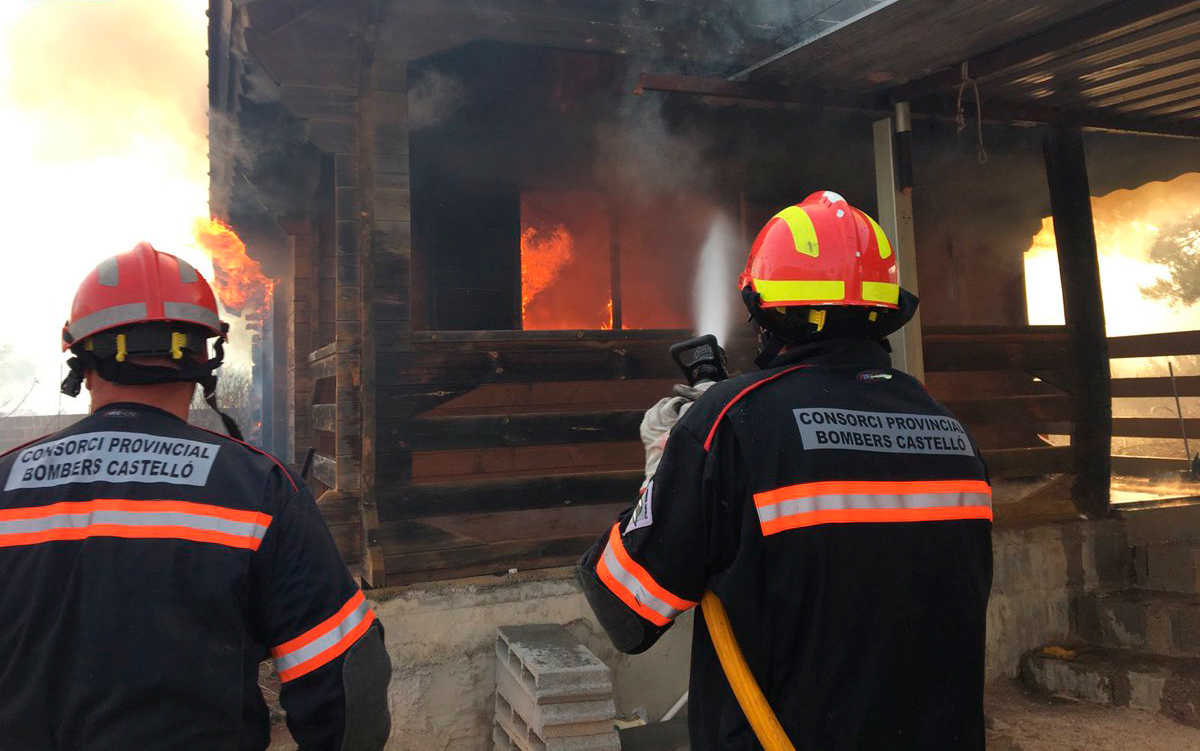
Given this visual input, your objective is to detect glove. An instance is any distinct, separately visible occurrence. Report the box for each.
[641,381,716,480]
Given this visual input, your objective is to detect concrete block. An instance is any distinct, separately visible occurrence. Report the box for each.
[496,646,615,738]
[1138,543,1200,594]
[1073,591,1200,657]
[496,624,614,702]
[493,624,620,750]
[495,695,621,751]
[1021,645,1200,727]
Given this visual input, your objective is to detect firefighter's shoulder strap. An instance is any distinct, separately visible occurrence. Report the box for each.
[701,591,796,751]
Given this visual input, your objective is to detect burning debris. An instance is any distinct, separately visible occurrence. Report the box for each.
[193,218,273,318]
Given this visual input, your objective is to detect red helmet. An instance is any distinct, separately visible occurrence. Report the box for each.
[63,242,223,351]
[738,190,898,309]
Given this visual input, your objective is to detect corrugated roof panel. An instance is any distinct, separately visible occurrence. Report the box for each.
[740,0,1200,132]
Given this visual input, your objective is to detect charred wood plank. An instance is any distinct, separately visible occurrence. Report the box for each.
[371,503,624,555]
[312,403,336,433]
[981,446,1072,479]
[942,394,1074,426]
[311,452,337,490]
[382,535,596,586]
[406,411,643,451]
[1109,330,1200,358]
[410,442,643,484]
[377,470,643,521]
[1111,454,1189,476]
[922,331,1071,372]
[1109,418,1200,439]
[1112,375,1200,397]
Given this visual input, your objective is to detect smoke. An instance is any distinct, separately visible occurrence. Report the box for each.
[0,0,244,414]
[693,214,742,342]
[4,0,207,165]
[408,68,466,130]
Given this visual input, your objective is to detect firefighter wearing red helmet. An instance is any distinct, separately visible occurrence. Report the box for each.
[0,244,391,750]
[579,192,992,750]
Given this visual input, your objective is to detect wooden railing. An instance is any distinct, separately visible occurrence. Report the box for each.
[924,326,1200,491]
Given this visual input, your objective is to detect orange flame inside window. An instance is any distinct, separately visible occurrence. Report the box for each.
[520,223,574,319]
[193,218,273,317]
[520,191,614,330]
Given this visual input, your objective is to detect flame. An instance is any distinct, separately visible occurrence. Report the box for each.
[520,223,575,320]
[1024,172,1200,337]
[193,218,273,316]
[601,300,613,330]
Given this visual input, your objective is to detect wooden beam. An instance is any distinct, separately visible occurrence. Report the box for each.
[407,411,643,451]
[1112,376,1200,398]
[1044,125,1111,517]
[981,445,1072,478]
[311,452,337,489]
[635,72,882,111]
[635,73,1200,139]
[1112,454,1189,476]
[1111,418,1200,439]
[377,470,642,521]
[922,330,1071,373]
[383,535,596,586]
[943,395,1074,426]
[1109,330,1200,358]
[312,403,336,433]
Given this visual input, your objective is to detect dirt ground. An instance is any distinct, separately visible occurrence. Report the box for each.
[986,679,1200,750]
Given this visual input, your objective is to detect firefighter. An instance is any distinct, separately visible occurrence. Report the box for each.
[0,244,391,750]
[578,191,992,750]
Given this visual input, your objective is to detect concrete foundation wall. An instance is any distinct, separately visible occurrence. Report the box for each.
[364,517,1139,749]
[987,518,1129,679]
[372,570,692,751]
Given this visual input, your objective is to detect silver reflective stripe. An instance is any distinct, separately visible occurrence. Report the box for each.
[178,259,199,284]
[756,491,992,523]
[97,258,119,287]
[0,510,269,540]
[163,301,221,331]
[67,302,148,341]
[601,543,683,622]
[274,599,372,673]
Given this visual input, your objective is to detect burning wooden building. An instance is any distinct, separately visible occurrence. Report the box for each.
[208,0,1200,743]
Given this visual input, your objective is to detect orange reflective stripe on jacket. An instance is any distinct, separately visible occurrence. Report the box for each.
[754,479,992,536]
[271,589,376,682]
[0,499,272,550]
[596,523,696,626]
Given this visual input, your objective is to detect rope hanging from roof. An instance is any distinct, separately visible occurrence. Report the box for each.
[955,61,989,165]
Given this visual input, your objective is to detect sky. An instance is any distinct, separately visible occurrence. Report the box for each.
[0,0,249,415]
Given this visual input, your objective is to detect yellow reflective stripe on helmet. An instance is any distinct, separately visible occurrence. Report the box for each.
[773,206,820,258]
[754,279,845,303]
[861,281,900,304]
[865,214,893,259]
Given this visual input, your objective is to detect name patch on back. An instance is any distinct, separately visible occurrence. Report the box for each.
[793,408,974,456]
[5,431,220,490]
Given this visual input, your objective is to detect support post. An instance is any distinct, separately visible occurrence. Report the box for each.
[1043,124,1111,517]
[873,106,924,379]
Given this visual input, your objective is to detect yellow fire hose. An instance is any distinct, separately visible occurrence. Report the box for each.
[701,591,796,751]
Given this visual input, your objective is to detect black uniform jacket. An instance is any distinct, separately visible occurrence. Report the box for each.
[0,403,384,750]
[579,340,993,750]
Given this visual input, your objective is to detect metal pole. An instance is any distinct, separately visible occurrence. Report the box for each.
[1169,360,1191,460]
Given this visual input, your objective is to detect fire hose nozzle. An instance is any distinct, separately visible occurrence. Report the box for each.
[671,334,729,387]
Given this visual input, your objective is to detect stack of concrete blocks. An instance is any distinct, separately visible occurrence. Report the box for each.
[492,624,621,751]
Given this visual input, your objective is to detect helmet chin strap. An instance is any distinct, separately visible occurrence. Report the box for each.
[742,287,920,368]
[61,336,244,441]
